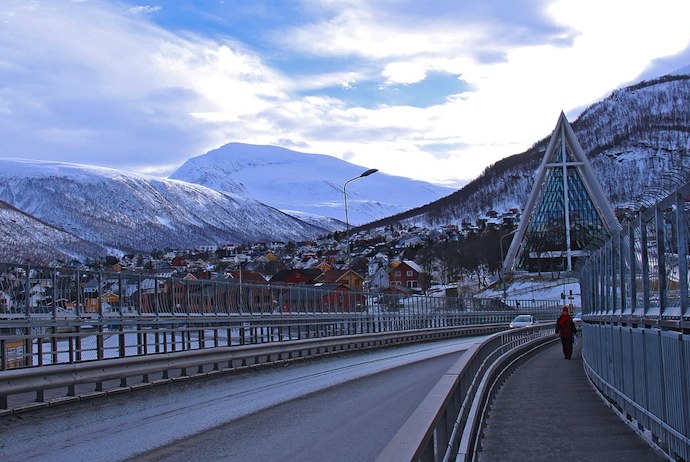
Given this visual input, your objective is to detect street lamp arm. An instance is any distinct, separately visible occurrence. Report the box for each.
[342,168,378,292]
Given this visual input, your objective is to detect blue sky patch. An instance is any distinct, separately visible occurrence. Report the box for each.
[305,71,470,108]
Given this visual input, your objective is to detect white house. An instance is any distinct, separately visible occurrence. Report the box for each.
[368,253,389,276]
[368,266,390,291]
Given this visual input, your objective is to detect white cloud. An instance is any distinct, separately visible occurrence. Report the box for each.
[129,5,162,15]
[0,0,689,187]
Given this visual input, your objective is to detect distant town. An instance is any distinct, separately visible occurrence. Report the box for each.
[32,207,523,296]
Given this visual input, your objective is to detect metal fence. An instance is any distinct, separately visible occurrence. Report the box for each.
[578,179,690,461]
[0,262,563,371]
[377,323,557,462]
[582,323,690,461]
[579,181,690,321]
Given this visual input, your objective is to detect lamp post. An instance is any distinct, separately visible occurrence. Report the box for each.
[343,168,378,295]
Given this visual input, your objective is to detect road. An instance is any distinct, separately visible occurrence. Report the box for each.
[0,336,481,462]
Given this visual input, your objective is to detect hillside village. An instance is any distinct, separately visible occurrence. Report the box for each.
[40,207,523,296]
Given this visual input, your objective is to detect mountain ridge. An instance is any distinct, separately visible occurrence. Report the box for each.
[1,72,689,264]
[0,159,328,261]
[169,142,455,226]
[353,73,690,231]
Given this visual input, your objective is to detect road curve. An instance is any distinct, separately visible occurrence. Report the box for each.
[0,336,481,462]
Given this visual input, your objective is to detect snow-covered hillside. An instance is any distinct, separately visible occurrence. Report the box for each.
[0,199,108,264]
[169,143,455,226]
[361,74,690,230]
[0,159,328,254]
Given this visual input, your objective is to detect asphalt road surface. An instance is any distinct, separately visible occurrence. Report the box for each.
[0,336,480,462]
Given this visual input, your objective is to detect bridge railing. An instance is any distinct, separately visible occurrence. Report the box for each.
[377,323,557,462]
[0,262,563,371]
[579,181,690,322]
[0,262,562,319]
[578,179,690,461]
[0,323,509,412]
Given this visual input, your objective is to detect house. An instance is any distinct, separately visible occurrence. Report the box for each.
[269,268,323,286]
[198,245,219,253]
[314,261,332,272]
[388,260,427,290]
[368,266,390,291]
[367,253,389,276]
[225,269,267,284]
[315,269,364,291]
[278,283,365,312]
[170,257,187,270]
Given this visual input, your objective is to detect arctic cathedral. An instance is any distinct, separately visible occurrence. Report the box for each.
[502,113,621,275]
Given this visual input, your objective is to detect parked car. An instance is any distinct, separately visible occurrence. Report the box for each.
[509,314,535,328]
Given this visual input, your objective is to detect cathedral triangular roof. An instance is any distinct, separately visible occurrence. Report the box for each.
[503,113,621,274]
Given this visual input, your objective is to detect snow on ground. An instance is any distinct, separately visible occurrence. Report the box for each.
[478,275,581,310]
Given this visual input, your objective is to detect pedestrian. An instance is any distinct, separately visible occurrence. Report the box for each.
[555,306,577,359]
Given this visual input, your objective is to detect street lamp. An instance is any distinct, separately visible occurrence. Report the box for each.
[343,168,378,294]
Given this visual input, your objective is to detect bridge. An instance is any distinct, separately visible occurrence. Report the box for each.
[2,181,690,461]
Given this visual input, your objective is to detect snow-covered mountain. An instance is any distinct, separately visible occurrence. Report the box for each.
[0,199,108,264]
[359,73,690,229]
[0,160,328,259]
[169,143,455,226]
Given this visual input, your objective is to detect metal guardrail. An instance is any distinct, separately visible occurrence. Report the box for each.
[578,179,690,461]
[0,262,534,320]
[1,261,563,371]
[582,322,690,461]
[0,324,506,413]
[376,323,556,462]
[579,181,690,322]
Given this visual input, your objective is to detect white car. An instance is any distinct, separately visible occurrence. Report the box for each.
[509,314,535,328]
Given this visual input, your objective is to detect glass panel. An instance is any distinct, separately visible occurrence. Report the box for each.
[645,218,660,317]
[517,164,608,272]
[685,202,690,318]
[663,208,680,316]
[632,225,645,316]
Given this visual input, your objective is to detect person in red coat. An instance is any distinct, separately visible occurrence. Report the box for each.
[555,306,577,359]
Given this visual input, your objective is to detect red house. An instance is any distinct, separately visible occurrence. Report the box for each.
[170,256,187,270]
[269,268,323,286]
[388,260,426,289]
[226,269,267,284]
[279,283,365,312]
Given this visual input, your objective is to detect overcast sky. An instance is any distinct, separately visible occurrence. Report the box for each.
[1,0,689,187]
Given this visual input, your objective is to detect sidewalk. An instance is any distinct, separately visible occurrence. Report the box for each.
[477,338,664,461]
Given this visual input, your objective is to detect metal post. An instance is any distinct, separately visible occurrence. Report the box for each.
[656,205,667,319]
[52,269,58,320]
[343,169,377,292]
[24,263,30,317]
[629,220,638,314]
[618,230,626,314]
[641,217,650,318]
[676,192,688,316]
